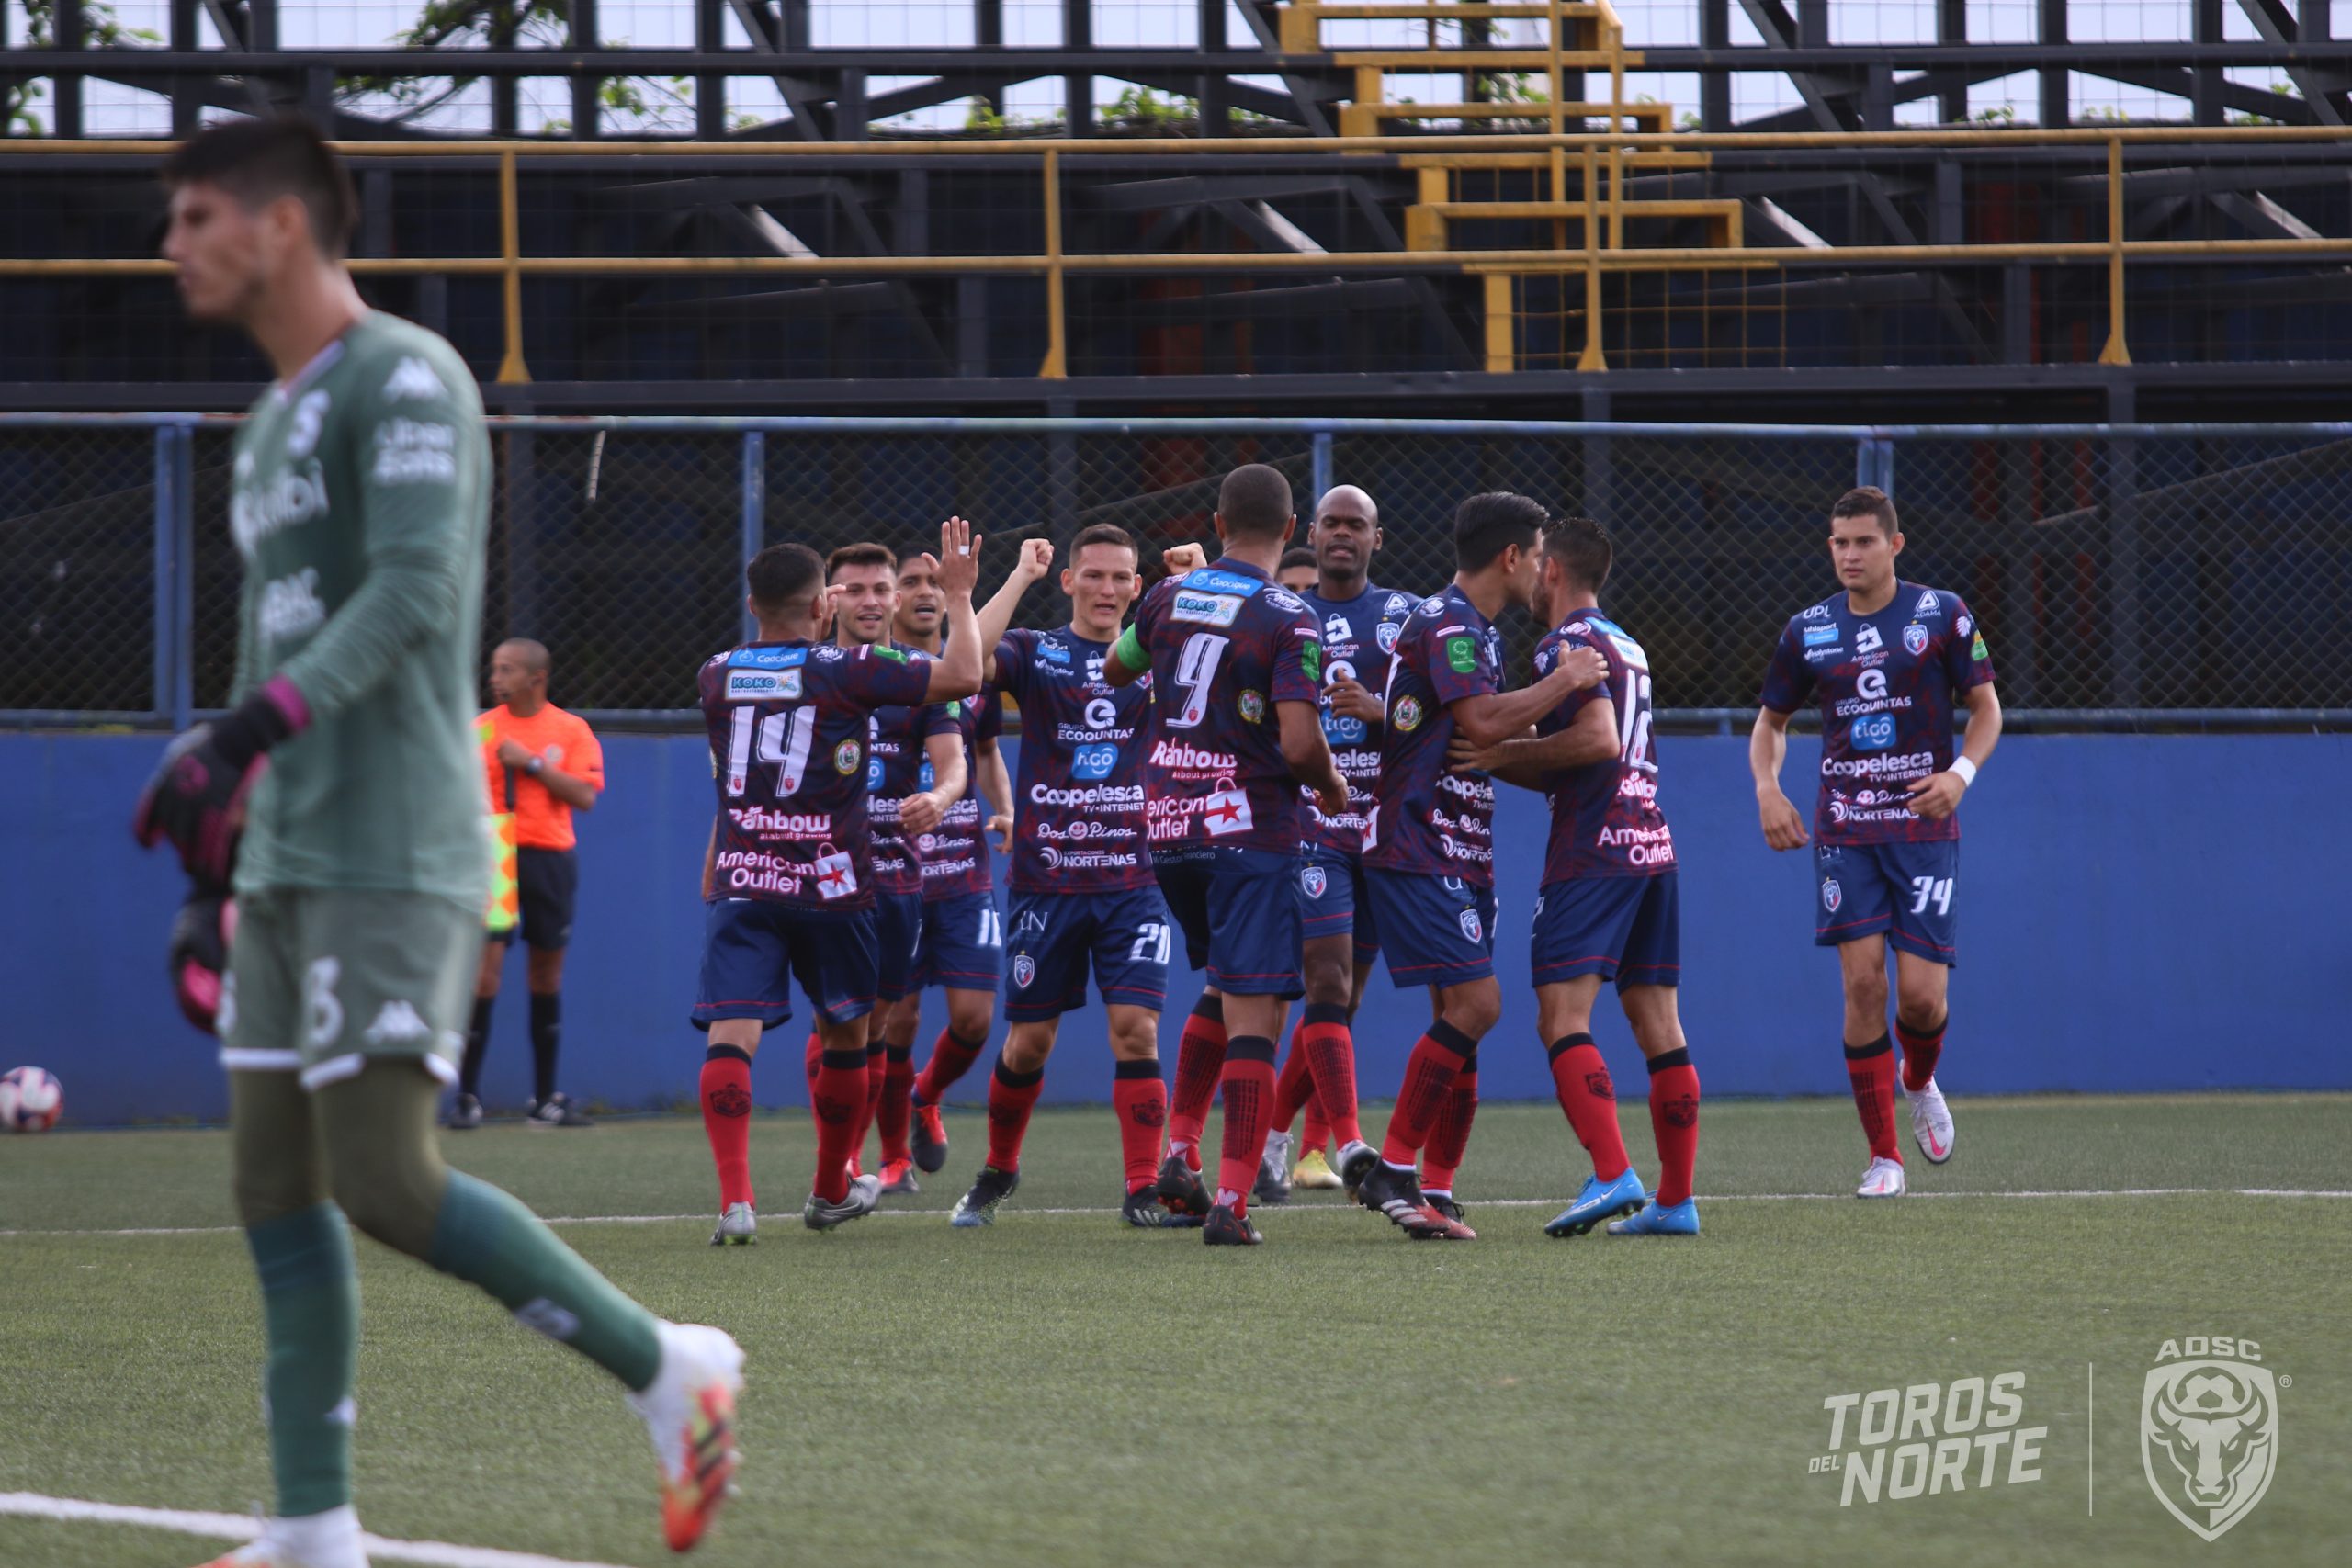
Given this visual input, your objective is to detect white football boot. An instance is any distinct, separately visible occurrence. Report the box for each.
[1904,1077,1955,1164]
[1856,1156,1907,1199]
[625,1320,745,1551]
[192,1507,367,1568]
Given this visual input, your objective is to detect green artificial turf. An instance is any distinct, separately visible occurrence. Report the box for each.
[2,1096,2346,1568]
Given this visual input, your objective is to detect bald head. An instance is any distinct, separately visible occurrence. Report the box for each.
[1307,483,1383,588]
[1315,485,1379,527]
[489,638,550,713]
[497,638,550,675]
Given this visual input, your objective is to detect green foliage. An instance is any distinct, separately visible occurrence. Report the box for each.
[6,0,163,136]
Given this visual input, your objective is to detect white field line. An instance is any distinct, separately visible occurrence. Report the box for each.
[0,1491,636,1568]
[4,1187,2350,1238]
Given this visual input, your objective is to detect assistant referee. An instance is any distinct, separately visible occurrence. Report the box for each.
[451,637,605,1128]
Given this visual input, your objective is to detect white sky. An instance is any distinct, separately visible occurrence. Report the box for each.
[7,2,2347,135]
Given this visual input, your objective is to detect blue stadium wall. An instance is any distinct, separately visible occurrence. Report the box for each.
[7,733,2346,1126]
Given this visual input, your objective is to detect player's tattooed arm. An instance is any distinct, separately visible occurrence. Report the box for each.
[1451,696,1617,788]
[1278,700,1350,817]
[922,515,986,702]
[978,537,1054,681]
[1906,682,2002,821]
[1444,644,1606,747]
[1749,705,1810,850]
[900,729,968,836]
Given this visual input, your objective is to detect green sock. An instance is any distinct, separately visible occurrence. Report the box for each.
[425,1171,662,1392]
[245,1203,358,1518]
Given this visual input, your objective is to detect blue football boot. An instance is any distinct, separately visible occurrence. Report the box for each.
[1544,1168,1647,1236]
[1606,1198,1700,1236]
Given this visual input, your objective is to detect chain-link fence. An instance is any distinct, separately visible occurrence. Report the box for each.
[6,415,2347,727]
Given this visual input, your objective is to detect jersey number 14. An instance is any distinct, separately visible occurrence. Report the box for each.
[726,705,815,796]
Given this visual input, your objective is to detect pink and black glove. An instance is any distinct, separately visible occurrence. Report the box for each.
[132,675,310,886]
[168,889,237,1035]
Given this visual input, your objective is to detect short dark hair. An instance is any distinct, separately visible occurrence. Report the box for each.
[1453,491,1548,573]
[1542,515,1613,595]
[1831,486,1899,539]
[747,543,824,614]
[1216,463,1294,542]
[1278,547,1317,574]
[825,542,898,581]
[160,115,357,260]
[1069,523,1139,562]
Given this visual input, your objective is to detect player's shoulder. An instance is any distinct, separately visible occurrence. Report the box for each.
[1368,583,1419,621]
[343,314,479,411]
[1785,590,1845,634]
[1901,582,1969,623]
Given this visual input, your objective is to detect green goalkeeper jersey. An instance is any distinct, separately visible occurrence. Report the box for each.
[227,310,491,905]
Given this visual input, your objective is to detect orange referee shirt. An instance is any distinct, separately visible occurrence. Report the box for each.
[479,703,605,851]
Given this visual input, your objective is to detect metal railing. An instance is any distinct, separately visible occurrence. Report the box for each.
[4,414,2345,731]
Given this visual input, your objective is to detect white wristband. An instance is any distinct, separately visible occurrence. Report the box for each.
[1949,756,1978,787]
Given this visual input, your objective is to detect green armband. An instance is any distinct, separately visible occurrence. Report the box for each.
[1110,625,1148,673]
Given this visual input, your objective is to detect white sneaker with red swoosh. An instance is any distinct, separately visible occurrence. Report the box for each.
[1904,1077,1955,1165]
[626,1321,745,1552]
[1856,1156,1907,1199]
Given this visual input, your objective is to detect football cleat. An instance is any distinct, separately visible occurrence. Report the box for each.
[802,1173,883,1231]
[1254,1130,1293,1206]
[1857,1156,1906,1199]
[1354,1162,1474,1240]
[1122,1183,1201,1228]
[1331,1138,1380,1198]
[191,1506,366,1568]
[1544,1168,1647,1237]
[526,1091,595,1129]
[709,1202,756,1247]
[444,1091,483,1131]
[910,1100,949,1174]
[1202,1203,1264,1246]
[1904,1077,1955,1165]
[878,1157,921,1195]
[1154,1152,1213,1221]
[1425,1192,1469,1225]
[1291,1146,1343,1190]
[625,1320,745,1553]
[1607,1198,1701,1236]
[949,1165,1020,1227]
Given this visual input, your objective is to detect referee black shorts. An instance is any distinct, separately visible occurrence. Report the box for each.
[514,846,580,950]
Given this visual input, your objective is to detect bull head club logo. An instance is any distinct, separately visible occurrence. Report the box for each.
[2141,1359,2279,1540]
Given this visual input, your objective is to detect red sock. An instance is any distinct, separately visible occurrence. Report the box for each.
[849,1041,885,1173]
[1895,1015,1946,1094]
[1112,1060,1168,1192]
[1168,997,1227,1157]
[1272,1026,1317,1133]
[914,1024,986,1106]
[877,1043,915,1163]
[698,1045,755,1210]
[1297,1003,1363,1148]
[1545,1033,1631,1180]
[1302,1101,1332,1156]
[810,1047,868,1202]
[1379,1020,1477,1167]
[1421,1065,1478,1193]
[801,1030,821,1130]
[1215,1036,1279,1210]
[986,1059,1046,1172]
[1845,1036,1902,1163]
[1646,1049,1700,1207]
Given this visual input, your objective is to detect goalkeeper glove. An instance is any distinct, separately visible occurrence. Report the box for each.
[132,676,310,886]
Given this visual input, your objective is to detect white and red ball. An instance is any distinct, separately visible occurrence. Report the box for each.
[0,1066,62,1133]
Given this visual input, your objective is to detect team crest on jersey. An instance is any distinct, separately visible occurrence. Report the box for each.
[1301,864,1328,898]
[1457,907,1484,943]
[1393,695,1424,732]
[1903,624,1930,657]
[1856,624,1883,655]
[1012,955,1036,989]
[1822,878,1843,912]
[832,739,862,774]
[1238,690,1265,723]
[1376,622,1401,652]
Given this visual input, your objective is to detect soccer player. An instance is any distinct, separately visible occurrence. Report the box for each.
[1750,486,2002,1199]
[945,525,1182,1228]
[872,550,1012,1194]
[1353,492,1605,1241]
[694,526,984,1241]
[808,544,967,1197]
[1277,546,1318,592]
[1452,517,1702,1237]
[1105,464,1352,1247]
[134,118,741,1565]
[453,637,603,1130]
[1258,484,1415,1202]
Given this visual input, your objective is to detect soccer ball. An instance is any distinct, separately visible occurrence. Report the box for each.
[0,1066,62,1133]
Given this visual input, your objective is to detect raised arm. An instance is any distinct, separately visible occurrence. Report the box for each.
[1749,705,1809,850]
[922,515,985,703]
[978,538,1054,682]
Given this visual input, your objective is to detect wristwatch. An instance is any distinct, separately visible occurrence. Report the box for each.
[526,756,545,776]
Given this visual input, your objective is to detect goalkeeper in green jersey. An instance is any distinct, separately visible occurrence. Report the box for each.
[134,117,741,1566]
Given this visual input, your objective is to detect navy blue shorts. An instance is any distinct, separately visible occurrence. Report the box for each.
[691,898,879,1030]
[1297,847,1381,963]
[1152,845,1306,998]
[915,889,1003,995]
[1003,886,1171,1022]
[1814,840,1960,966]
[875,889,927,1003]
[1531,872,1680,989]
[1363,869,1497,990]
